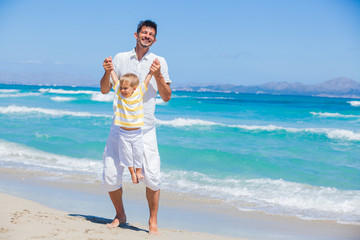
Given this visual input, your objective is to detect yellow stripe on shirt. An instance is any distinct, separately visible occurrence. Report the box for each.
[122,97,142,105]
[116,104,143,112]
[115,112,144,119]
[113,120,144,127]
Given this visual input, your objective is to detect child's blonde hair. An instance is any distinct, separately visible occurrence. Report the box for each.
[120,73,139,87]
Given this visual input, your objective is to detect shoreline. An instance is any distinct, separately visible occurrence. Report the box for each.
[0,167,359,240]
[0,192,243,240]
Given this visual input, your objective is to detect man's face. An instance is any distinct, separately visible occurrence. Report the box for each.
[135,26,157,49]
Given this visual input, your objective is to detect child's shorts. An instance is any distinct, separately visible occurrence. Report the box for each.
[102,124,161,192]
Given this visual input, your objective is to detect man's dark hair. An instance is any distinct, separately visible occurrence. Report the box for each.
[137,20,157,37]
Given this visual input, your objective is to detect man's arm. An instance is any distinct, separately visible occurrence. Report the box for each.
[150,59,172,102]
[100,56,114,94]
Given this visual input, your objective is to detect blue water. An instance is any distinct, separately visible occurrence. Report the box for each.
[0,84,359,225]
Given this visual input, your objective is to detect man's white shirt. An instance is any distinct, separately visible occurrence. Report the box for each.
[110,49,171,127]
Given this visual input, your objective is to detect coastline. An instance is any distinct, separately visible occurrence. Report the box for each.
[0,167,359,240]
[0,192,243,240]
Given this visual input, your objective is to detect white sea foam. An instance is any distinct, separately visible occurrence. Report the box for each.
[0,140,102,176]
[0,105,111,118]
[90,93,165,104]
[0,139,358,225]
[348,101,360,107]
[0,89,19,93]
[39,88,98,95]
[156,118,360,141]
[90,92,114,102]
[171,95,192,98]
[171,95,236,100]
[157,118,220,127]
[50,96,76,102]
[195,96,236,100]
[162,170,360,225]
[156,97,166,105]
[0,92,41,98]
[326,129,360,141]
[311,112,360,118]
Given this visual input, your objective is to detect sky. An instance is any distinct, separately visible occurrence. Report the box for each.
[0,0,359,87]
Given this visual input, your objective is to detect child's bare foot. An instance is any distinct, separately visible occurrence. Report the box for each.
[129,167,139,184]
[136,168,144,181]
[131,172,139,184]
[136,172,144,180]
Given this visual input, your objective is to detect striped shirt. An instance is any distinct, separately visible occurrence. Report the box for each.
[112,81,148,128]
[110,49,171,127]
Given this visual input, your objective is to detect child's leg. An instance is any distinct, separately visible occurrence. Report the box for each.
[128,167,138,184]
[132,130,144,181]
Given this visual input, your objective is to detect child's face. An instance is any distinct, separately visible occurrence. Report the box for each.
[120,81,136,98]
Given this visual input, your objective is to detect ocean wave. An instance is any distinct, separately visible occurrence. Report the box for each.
[91,92,114,102]
[162,170,360,225]
[171,95,235,100]
[39,88,98,95]
[311,112,360,118]
[170,95,192,98]
[1,138,358,225]
[157,118,220,127]
[156,118,360,141]
[0,89,19,93]
[0,105,111,118]
[50,96,76,102]
[0,140,102,176]
[195,96,236,100]
[156,98,166,105]
[348,101,360,107]
[0,92,41,98]
[90,93,166,105]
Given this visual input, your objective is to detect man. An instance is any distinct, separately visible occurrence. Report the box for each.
[100,20,172,235]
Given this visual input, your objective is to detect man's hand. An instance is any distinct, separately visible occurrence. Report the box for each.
[149,59,161,77]
[103,56,114,72]
[149,58,171,102]
[100,56,114,94]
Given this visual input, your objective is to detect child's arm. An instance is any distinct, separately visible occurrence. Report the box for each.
[110,70,119,85]
[143,72,153,88]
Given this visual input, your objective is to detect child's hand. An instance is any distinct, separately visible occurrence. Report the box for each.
[149,59,161,76]
[103,56,114,72]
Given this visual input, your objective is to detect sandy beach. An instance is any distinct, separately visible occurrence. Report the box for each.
[0,192,244,240]
[0,167,359,240]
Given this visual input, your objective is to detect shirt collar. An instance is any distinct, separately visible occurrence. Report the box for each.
[130,48,151,61]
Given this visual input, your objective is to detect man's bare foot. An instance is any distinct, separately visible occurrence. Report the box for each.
[106,216,126,228]
[149,220,159,235]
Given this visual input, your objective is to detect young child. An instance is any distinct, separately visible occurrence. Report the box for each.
[110,69,152,183]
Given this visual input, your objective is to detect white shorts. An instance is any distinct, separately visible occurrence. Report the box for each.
[118,128,143,169]
[102,124,161,192]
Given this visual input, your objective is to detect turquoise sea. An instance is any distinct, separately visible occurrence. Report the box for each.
[0,83,359,225]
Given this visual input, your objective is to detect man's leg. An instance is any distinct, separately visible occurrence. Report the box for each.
[142,126,161,234]
[107,188,127,228]
[102,125,126,228]
[146,187,160,234]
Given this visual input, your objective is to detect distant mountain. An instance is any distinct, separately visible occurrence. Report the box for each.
[1,72,359,98]
[175,77,360,98]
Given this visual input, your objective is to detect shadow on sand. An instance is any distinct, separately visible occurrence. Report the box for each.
[68,214,148,233]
